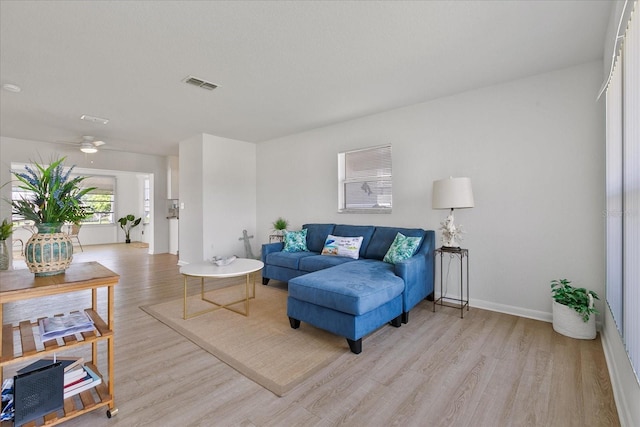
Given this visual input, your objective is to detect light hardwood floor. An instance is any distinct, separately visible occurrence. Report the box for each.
[3,245,619,427]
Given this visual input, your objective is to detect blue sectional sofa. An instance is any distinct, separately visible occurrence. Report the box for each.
[261,223,435,353]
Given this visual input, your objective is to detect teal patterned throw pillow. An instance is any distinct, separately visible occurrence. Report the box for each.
[383,232,422,264]
[283,229,309,253]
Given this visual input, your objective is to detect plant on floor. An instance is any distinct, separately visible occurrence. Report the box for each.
[118,214,141,243]
[272,217,289,233]
[550,279,599,322]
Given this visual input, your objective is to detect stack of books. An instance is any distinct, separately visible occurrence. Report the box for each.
[16,357,102,399]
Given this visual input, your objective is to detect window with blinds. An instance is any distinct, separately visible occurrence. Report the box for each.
[338,145,392,212]
[76,175,116,225]
[10,170,116,226]
[605,0,639,385]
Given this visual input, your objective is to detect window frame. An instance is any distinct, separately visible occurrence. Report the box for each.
[338,144,392,214]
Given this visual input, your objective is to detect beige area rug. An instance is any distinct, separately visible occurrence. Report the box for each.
[129,241,149,248]
[140,284,347,396]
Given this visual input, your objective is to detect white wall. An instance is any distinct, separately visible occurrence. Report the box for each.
[257,60,605,321]
[179,134,257,264]
[0,136,170,255]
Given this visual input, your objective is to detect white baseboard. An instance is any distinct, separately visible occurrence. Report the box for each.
[601,329,633,427]
[468,298,552,323]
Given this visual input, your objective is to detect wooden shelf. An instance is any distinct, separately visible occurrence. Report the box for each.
[0,309,112,366]
[0,262,119,425]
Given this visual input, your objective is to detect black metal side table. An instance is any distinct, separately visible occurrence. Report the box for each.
[434,247,469,318]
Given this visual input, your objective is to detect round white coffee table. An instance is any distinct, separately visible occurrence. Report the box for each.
[180,258,264,319]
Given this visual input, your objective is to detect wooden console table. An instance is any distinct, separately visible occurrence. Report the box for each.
[0,262,119,425]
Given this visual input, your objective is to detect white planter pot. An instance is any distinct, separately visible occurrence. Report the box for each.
[552,301,596,340]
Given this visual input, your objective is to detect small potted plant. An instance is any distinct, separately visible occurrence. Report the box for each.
[550,279,599,339]
[272,217,289,235]
[0,218,13,270]
[118,214,141,243]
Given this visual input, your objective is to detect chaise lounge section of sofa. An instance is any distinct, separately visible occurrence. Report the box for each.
[261,223,435,353]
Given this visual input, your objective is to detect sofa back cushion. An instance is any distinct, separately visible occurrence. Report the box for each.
[365,226,427,260]
[302,223,335,253]
[332,224,375,258]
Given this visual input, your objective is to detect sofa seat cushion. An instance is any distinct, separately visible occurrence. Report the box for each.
[288,260,404,316]
[299,254,356,273]
[266,251,317,270]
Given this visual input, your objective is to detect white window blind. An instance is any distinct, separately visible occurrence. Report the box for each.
[622,1,639,383]
[606,0,640,385]
[77,175,116,225]
[338,145,392,212]
[606,57,623,334]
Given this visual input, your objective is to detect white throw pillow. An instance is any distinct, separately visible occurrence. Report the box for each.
[321,235,364,259]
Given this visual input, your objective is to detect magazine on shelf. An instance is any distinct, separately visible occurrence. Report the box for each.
[38,312,95,342]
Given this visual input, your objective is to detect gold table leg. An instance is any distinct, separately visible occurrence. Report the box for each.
[182,272,257,320]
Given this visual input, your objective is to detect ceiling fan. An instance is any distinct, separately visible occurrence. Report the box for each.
[56,135,106,153]
[78,136,105,153]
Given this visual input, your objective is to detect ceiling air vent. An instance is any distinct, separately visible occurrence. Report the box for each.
[183,76,218,91]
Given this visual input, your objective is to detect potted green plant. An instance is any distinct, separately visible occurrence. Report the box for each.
[550,279,599,339]
[0,218,13,270]
[118,214,141,243]
[7,157,94,275]
[272,217,289,235]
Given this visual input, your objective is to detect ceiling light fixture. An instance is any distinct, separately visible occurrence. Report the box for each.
[80,141,98,154]
[80,114,109,125]
[2,83,21,93]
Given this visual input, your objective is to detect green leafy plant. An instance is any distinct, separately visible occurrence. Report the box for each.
[118,214,142,242]
[272,217,289,231]
[9,157,95,225]
[550,279,599,322]
[0,218,12,240]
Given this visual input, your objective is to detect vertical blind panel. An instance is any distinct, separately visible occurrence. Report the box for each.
[606,58,624,335]
[623,4,640,383]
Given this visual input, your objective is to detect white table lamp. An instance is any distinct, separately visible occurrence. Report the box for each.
[432,177,474,248]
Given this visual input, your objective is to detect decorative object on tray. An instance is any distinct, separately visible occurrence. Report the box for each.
[38,311,95,342]
[117,214,141,243]
[8,157,95,276]
[0,218,12,271]
[550,278,599,340]
[211,255,237,266]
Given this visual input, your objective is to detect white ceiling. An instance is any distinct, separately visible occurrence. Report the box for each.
[0,1,612,157]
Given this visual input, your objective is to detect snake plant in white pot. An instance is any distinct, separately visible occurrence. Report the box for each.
[550,279,599,340]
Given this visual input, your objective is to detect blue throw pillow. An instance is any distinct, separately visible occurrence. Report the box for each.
[283,229,309,253]
[383,232,422,264]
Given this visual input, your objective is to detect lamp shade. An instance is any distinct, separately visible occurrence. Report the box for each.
[432,177,474,209]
